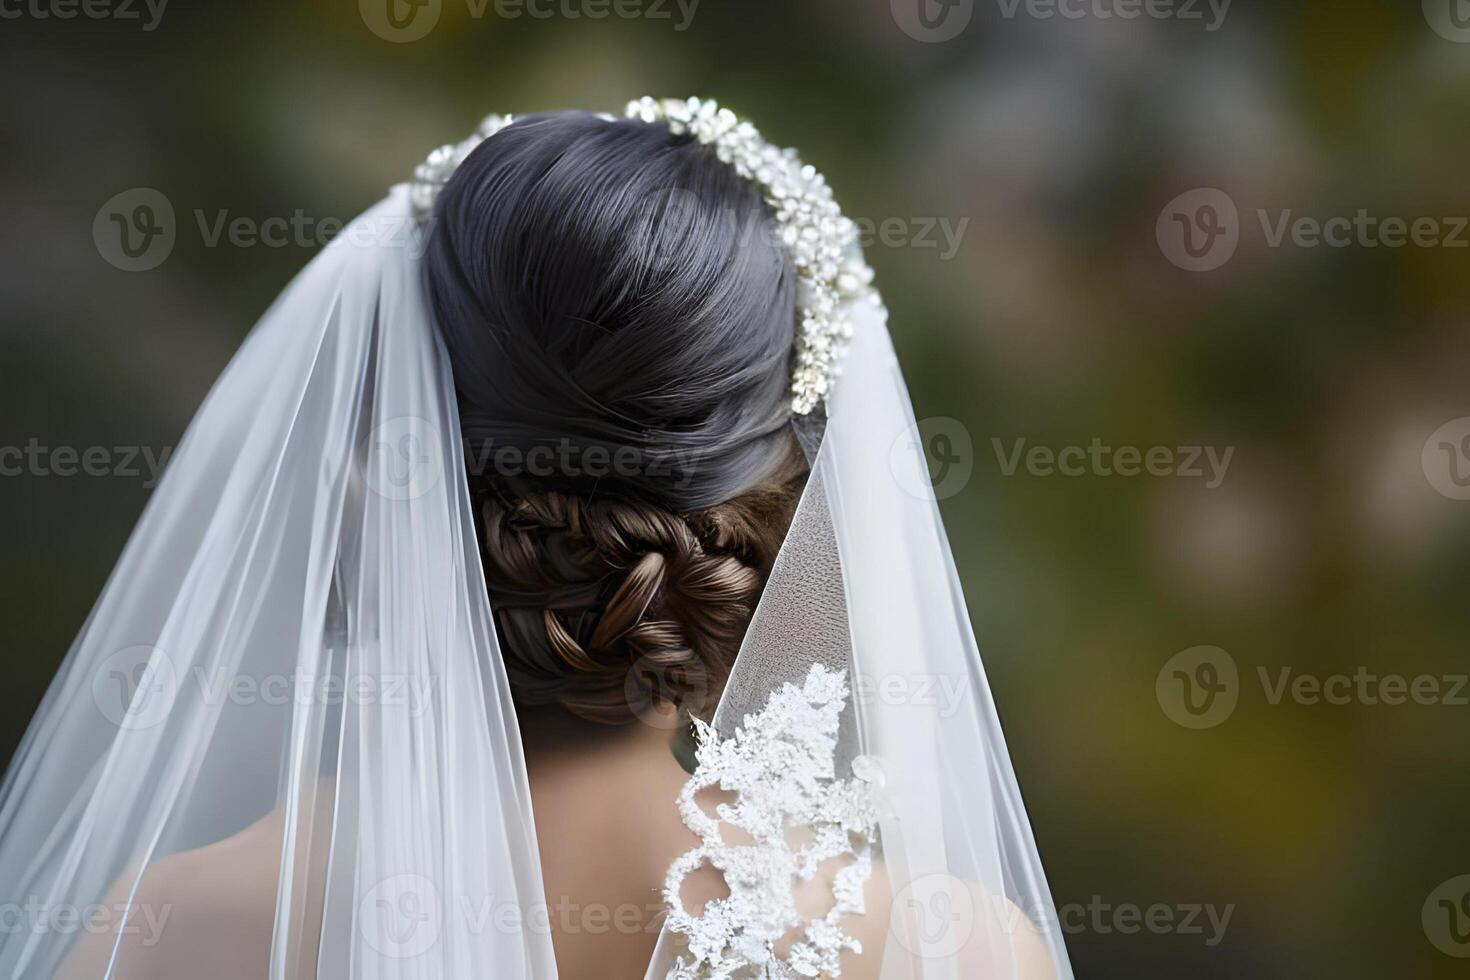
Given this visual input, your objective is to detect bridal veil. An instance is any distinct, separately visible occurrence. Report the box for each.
[0,158,1072,978]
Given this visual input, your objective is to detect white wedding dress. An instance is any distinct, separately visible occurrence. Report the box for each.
[0,176,1072,979]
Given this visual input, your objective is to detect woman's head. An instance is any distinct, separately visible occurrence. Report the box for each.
[424,110,806,724]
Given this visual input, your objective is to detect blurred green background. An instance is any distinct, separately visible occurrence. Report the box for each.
[3,0,1469,976]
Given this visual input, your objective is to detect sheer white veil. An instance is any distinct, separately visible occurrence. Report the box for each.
[0,188,555,978]
[644,298,1072,979]
[0,180,1071,978]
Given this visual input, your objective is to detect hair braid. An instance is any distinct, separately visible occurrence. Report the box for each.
[475,444,805,724]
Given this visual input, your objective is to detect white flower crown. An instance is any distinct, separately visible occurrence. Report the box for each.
[410,97,883,415]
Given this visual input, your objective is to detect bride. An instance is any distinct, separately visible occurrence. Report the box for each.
[0,99,1071,979]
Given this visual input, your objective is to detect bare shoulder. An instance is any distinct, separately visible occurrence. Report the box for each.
[682,842,1059,980]
[839,859,1059,980]
[54,811,284,980]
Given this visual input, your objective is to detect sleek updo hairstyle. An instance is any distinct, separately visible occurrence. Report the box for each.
[424,111,807,725]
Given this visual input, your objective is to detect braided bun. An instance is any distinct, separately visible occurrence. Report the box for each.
[425,110,810,724]
[476,443,805,724]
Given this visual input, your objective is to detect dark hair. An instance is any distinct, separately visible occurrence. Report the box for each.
[424,110,806,724]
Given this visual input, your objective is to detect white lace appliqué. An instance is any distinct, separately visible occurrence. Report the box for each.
[663,665,880,979]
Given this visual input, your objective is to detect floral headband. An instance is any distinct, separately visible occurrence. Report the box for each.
[411,97,883,415]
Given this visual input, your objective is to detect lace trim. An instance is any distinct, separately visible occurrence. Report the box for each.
[663,665,880,979]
